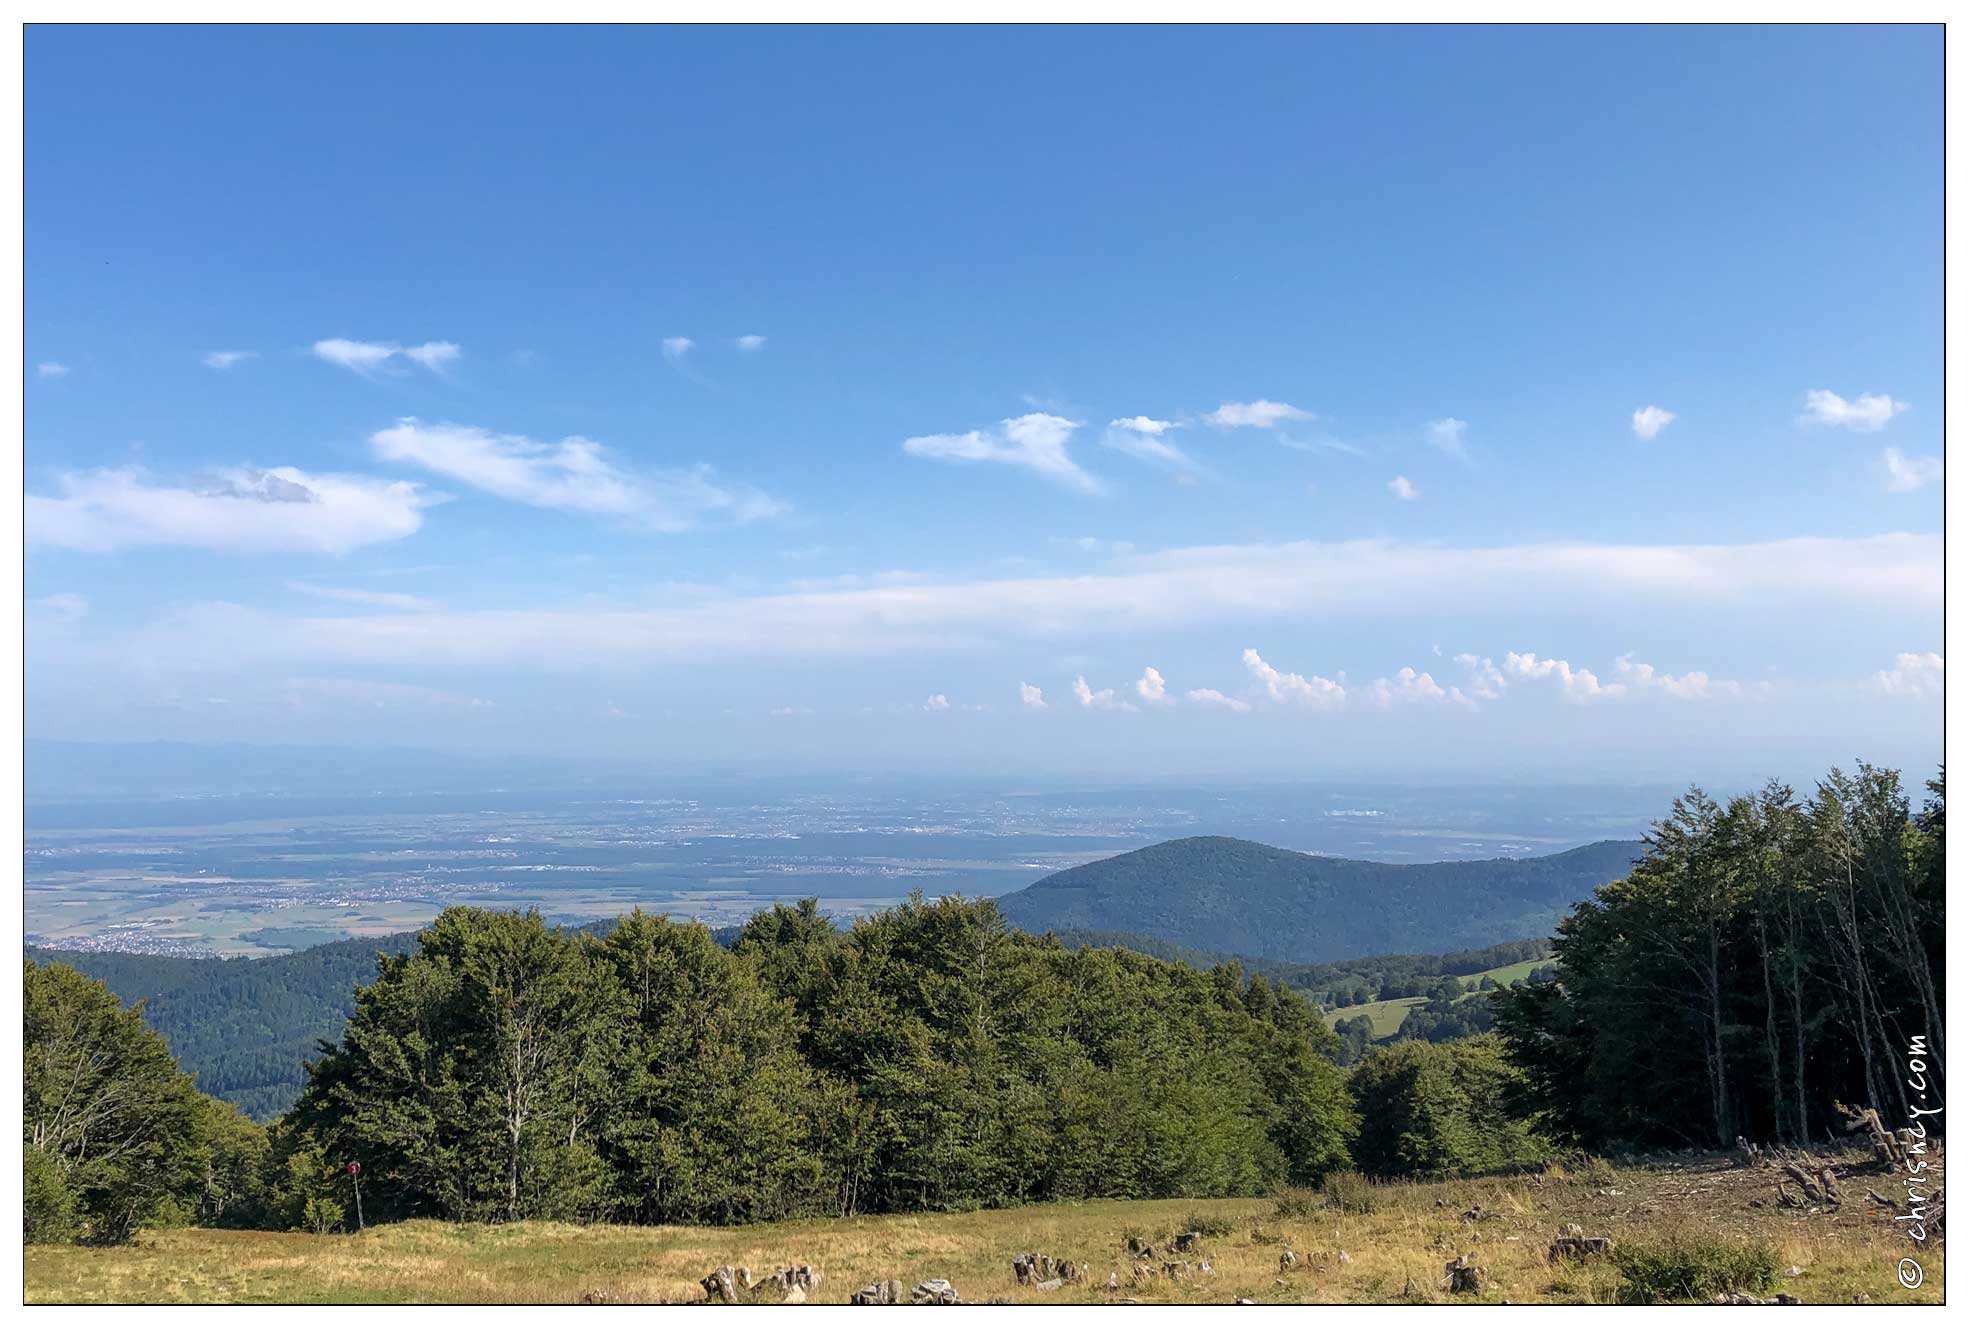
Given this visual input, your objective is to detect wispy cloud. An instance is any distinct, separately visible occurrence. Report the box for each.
[1102,416,1202,476]
[26,466,432,555]
[1882,447,1942,493]
[284,581,433,611]
[36,362,70,378]
[1425,417,1470,461]
[734,334,767,352]
[1632,405,1676,440]
[1801,388,1908,432]
[1874,651,1942,698]
[1242,647,1345,708]
[313,338,459,377]
[1204,400,1313,429]
[371,418,785,531]
[1185,687,1251,713]
[202,350,258,370]
[661,336,695,361]
[1388,475,1419,500]
[903,413,1103,494]
[31,593,89,622]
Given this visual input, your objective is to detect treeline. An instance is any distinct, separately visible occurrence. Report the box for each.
[1497,765,1944,1151]
[282,895,1355,1226]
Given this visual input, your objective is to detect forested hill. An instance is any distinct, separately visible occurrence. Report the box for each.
[28,932,418,1120]
[995,836,1643,963]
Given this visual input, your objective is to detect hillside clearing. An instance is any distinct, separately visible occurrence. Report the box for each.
[27,1149,1940,1305]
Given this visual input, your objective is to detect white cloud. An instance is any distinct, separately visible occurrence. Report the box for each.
[202,350,257,370]
[116,534,1938,674]
[924,693,951,712]
[1882,447,1942,493]
[371,418,784,531]
[1612,654,1742,700]
[313,338,459,376]
[661,337,695,362]
[400,341,461,373]
[1874,651,1942,698]
[1072,675,1137,711]
[1242,648,1345,708]
[1205,400,1313,429]
[1366,666,1466,707]
[1135,666,1169,703]
[286,677,492,710]
[1453,653,1507,701]
[1058,536,1136,556]
[1505,651,1623,701]
[1632,405,1676,440]
[769,705,814,717]
[26,465,432,555]
[735,335,767,352]
[1801,388,1908,432]
[1102,417,1201,475]
[1425,417,1469,461]
[903,413,1103,494]
[1388,475,1419,500]
[1185,687,1251,713]
[36,362,69,378]
[1019,682,1049,710]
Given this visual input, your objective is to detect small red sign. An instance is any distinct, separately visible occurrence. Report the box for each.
[348,1162,361,1176]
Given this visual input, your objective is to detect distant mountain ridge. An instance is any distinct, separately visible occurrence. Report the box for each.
[994,835,1642,964]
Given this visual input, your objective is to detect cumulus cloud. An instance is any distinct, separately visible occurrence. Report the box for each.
[1135,666,1169,703]
[202,350,257,370]
[903,413,1103,494]
[1632,405,1676,440]
[1874,651,1942,698]
[26,465,432,555]
[1102,417,1201,475]
[1019,682,1048,709]
[1453,653,1507,701]
[1388,475,1419,500]
[313,338,459,376]
[1072,674,1137,711]
[1425,417,1469,460]
[1504,651,1622,701]
[1366,666,1466,707]
[735,334,767,352]
[1612,654,1742,700]
[1801,388,1908,432]
[371,418,784,531]
[924,693,951,712]
[36,362,69,378]
[1882,447,1942,493]
[1242,648,1345,708]
[1204,400,1313,429]
[1186,687,1252,712]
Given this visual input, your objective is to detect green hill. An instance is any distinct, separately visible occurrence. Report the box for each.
[995,835,1641,963]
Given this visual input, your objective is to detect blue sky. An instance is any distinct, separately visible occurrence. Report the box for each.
[24,24,1943,781]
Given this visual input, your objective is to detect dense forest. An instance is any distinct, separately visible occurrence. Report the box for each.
[996,834,1640,962]
[21,763,1944,1246]
[1497,766,1944,1150]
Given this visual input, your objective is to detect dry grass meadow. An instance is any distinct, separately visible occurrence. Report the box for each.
[25,1148,1942,1306]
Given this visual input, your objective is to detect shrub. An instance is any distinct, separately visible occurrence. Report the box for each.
[1271,1187,1320,1220]
[23,1146,78,1245]
[1317,1170,1380,1215]
[1345,1035,1549,1179]
[1612,1234,1779,1304]
[1182,1212,1237,1238]
[302,1196,345,1235]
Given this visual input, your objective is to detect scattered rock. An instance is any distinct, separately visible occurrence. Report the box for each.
[578,1289,613,1305]
[1235,1298,1257,1305]
[910,1279,962,1306]
[1171,1231,1202,1253]
[1336,1250,1352,1265]
[701,1267,741,1305]
[1126,1235,1156,1256]
[1012,1254,1083,1286]
[781,1286,806,1305]
[763,1266,824,1297]
[1782,1265,1804,1279]
[1548,1226,1614,1262]
[1103,1272,1119,1292]
[850,1279,905,1306]
[1278,1250,1297,1272]
[1461,1204,1494,1223]
[1443,1254,1487,1294]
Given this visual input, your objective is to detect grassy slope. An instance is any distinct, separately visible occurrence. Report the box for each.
[26,1149,1940,1305]
[1322,956,1549,1033]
